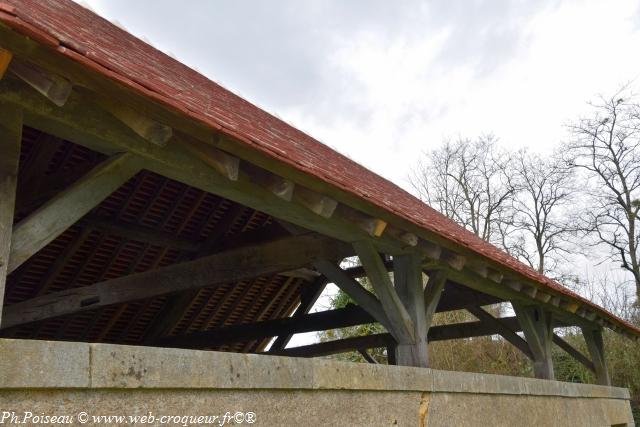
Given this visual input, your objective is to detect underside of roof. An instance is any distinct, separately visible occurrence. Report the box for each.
[0,0,637,342]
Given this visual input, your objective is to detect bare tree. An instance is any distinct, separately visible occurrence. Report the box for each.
[409,135,516,247]
[565,89,640,301]
[505,150,578,276]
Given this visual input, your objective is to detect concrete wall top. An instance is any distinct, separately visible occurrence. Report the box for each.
[0,339,630,400]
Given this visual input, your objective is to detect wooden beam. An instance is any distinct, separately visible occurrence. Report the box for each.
[269,277,328,351]
[157,304,374,348]
[9,58,71,107]
[246,166,295,201]
[0,102,21,326]
[7,152,141,273]
[513,303,555,380]
[394,254,431,367]
[313,259,392,332]
[336,205,387,237]
[423,270,448,327]
[0,79,429,260]
[271,333,392,358]
[1,234,350,329]
[0,31,625,336]
[467,306,533,359]
[294,186,338,218]
[353,240,415,344]
[0,48,12,79]
[83,216,200,252]
[99,99,172,146]
[582,327,611,386]
[181,135,239,180]
[552,334,595,373]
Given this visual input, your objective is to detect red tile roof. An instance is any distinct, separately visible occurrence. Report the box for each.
[1,0,638,336]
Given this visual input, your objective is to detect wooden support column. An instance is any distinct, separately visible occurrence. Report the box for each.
[513,303,555,380]
[353,241,415,345]
[0,102,21,326]
[393,254,430,367]
[582,327,611,386]
[8,153,141,273]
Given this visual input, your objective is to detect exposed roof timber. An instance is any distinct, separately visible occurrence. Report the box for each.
[1,75,625,336]
[8,152,141,273]
[8,55,71,107]
[1,233,350,329]
[159,302,571,350]
[0,19,635,339]
[97,96,172,146]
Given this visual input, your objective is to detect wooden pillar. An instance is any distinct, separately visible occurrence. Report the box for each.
[513,303,555,380]
[582,327,611,386]
[353,241,415,345]
[0,102,21,327]
[394,254,429,367]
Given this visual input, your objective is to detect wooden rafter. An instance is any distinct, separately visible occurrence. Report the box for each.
[8,152,141,273]
[0,102,21,327]
[1,234,350,329]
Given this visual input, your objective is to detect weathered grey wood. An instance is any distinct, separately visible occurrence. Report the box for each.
[269,314,551,359]
[313,259,392,332]
[467,305,533,359]
[423,270,448,327]
[0,79,607,333]
[268,277,328,351]
[0,79,413,259]
[353,240,415,344]
[84,216,200,252]
[552,333,595,373]
[7,152,141,273]
[271,333,392,358]
[0,102,21,327]
[394,254,430,367]
[10,59,72,107]
[100,99,172,146]
[181,135,239,180]
[513,303,555,380]
[2,234,351,329]
[582,327,611,386]
[162,305,538,350]
[0,31,624,336]
[294,187,338,218]
[158,304,375,348]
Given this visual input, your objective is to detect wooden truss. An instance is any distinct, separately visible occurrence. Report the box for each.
[0,29,626,386]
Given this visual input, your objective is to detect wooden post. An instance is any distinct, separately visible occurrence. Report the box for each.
[582,327,611,386]
[353,241,415,345]
[394,254,431,367]
[0,102,21,327]
[513,303,555,380]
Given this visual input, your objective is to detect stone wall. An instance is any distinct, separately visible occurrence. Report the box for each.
[0,339,634,426]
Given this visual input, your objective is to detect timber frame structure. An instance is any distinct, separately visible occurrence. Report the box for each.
[0,0,638,387]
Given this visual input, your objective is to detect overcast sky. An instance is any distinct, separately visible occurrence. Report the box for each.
[75,0,640,191]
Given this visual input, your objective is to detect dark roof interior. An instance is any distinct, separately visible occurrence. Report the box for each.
[2,127,304,352]
[2,128,505,351]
